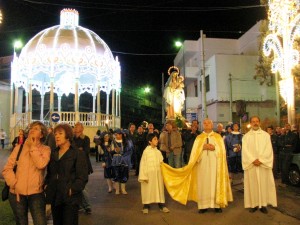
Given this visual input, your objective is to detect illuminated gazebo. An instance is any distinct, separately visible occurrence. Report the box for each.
[11,9,121,131]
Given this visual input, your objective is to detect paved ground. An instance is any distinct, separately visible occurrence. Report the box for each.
[1,148,300,225]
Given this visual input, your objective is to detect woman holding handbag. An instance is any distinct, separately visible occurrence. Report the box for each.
[2,121,51,225]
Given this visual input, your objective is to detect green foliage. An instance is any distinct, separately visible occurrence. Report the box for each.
[0,181,15,225]
[175,116,184,128]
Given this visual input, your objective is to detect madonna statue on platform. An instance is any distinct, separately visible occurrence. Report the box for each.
[163,66,185,119]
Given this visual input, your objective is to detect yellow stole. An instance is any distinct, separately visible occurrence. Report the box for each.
[161,131,233,207]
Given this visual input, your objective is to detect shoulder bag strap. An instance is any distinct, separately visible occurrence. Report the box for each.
[16,144,24,161]
[13,144,24,173]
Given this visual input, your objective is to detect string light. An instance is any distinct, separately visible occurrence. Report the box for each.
[0,9,2,24]
[263,0,298,124]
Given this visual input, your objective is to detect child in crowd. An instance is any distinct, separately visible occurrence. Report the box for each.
[138,133,170,214]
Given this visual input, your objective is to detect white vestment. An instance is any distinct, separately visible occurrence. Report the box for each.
[196,132,220,209]
[242,128,277,208]
[138,146,165,204]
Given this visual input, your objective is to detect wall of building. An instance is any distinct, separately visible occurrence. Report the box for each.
[0,81,11,142]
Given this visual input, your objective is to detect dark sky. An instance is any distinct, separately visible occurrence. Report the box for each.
[0,0,266,90]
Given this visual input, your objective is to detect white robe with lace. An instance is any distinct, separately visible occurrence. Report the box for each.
[242,128,277,208]
[138,146,165,204]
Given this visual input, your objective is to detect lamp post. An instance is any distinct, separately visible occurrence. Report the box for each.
[13,40,23,56]
[144,87,150,93]
[263,0,300,126]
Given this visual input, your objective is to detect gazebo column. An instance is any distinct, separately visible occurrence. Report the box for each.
[28,80,32,124]
[118,90,121,118]
[50,78,54,114]
[25,90,29,113]
[96,85,101,126]
[58,95,61,112]
[112,89,115,127]
[106,92,110,123]
[40,94,44,121]
[92,94,96,113]
[115,90,119,116]
[75,79,79,122]
[14,86,19,114]
[10,83,14,115]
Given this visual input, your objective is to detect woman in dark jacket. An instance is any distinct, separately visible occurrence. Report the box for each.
[44,123,88,225]
[99,132,115,192]
[11,129,26,149]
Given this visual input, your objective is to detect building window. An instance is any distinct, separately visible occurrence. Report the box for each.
[199,75,210,93]
[194,82,198,97]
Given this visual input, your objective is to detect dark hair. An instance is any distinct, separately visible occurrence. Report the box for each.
[192,119,199,125]
[30,121,48,142]
[128,123,136,129]
[225,125,232,131]
[100,132,111,147]
[147,133,157,143]
[231,122,240,130]
[54,123,74,140]
[267,125,274,130]
[96,129,101,135]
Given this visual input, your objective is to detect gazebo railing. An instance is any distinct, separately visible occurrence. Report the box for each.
[54,112,116,127]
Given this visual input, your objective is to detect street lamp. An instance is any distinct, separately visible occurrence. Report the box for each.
[144,87,151,93]
[13,40,23,55]
[175,41,182,48]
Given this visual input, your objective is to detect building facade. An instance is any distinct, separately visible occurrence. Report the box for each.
[174,21,277,129]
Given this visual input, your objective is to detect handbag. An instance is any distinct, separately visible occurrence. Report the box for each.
[1,144,24,201]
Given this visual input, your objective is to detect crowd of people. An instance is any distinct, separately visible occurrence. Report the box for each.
[2,116,297,224]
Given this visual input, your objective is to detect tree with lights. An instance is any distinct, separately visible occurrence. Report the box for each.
[256,0,300,126]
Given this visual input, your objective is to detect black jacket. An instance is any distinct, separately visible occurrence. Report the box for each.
[44,145,88,206]
[73,134,93,174]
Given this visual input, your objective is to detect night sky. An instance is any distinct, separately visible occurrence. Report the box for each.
[0,0,266,90]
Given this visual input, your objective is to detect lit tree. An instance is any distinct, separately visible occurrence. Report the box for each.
[262,0,300,125]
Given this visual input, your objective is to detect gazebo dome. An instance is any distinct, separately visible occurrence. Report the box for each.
[13,9,121,96]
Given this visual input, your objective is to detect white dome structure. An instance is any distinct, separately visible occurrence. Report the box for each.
[11,9,121,128]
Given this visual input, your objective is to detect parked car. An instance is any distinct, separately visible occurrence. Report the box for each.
[288,153,300,186]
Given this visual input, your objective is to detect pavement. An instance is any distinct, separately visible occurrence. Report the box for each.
[1,147,300,225]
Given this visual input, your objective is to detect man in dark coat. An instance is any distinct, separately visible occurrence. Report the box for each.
[73,122,93,214]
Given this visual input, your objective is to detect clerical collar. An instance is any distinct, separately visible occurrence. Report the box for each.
[203,131,213,135]
[251,128,261,133]
[232,131,240,135]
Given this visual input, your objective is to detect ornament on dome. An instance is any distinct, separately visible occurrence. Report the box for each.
[60,8,79,28]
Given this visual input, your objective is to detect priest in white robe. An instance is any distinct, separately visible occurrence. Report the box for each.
[242,116,277,214]
[161,118,233,213]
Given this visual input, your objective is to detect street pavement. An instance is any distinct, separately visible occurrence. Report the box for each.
[1,147,300,225]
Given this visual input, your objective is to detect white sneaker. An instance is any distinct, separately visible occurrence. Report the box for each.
[142,208,149,214]
[160,207,170,213]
